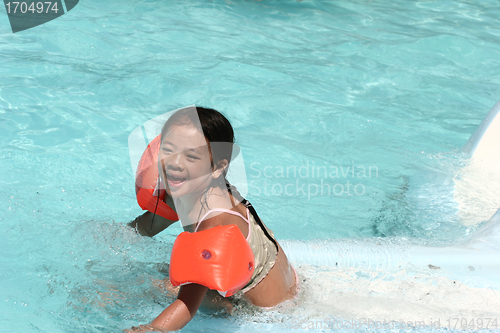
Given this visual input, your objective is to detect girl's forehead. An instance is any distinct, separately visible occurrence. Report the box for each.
[162,124,208,150]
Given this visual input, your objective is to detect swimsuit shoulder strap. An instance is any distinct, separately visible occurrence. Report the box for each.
[195,208,252,240]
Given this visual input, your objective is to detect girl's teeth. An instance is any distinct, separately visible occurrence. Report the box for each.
[169,175,186,182]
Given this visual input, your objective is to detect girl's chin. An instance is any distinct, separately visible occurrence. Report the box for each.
[166,184,190,198]
[166,187,183,198]
[167,186,207,200]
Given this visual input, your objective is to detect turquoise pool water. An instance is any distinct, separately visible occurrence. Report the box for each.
[1,0,500,332]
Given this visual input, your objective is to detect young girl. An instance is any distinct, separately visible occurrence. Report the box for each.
[127,107,299,332]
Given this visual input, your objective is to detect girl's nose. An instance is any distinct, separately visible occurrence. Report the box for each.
[164,152,183,171]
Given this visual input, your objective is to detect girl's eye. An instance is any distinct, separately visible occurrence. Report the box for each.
[187,155,199,160]
[162,148,172,153]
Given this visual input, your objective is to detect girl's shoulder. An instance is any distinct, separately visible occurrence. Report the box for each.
[196,191,250,237]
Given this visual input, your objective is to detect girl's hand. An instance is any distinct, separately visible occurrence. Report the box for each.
[126,284,208,333]
[123,324,169,333]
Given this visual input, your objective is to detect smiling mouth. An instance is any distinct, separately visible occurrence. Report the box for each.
[167,174,187,188]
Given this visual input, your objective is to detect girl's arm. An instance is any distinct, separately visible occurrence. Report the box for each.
[129,194,178,237]
[151,284,208,330]
[125,284,208,332]
[128,211,177,237]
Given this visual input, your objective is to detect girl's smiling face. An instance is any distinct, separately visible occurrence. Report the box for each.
[158,123,216,199]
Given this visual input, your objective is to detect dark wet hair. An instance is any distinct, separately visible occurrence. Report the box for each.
[160,106,235,175]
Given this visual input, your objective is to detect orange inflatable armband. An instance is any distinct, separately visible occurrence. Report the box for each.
[169,224,255,297]
[135,135,178,221]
